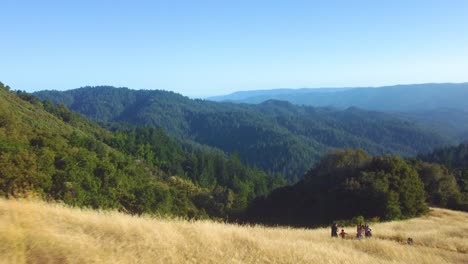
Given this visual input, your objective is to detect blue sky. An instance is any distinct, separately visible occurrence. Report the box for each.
[1,0,468,97]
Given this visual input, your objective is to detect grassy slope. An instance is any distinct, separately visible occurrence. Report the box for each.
[1,199,467,264]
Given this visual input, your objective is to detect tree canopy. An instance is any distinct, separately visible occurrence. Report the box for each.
[34,86,448,180]
[1,85,285,219]
[246,149,430,227]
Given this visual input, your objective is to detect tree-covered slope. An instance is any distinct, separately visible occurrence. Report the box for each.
[34,86,449,180]
[419,143,468,170]
[210,83,468,142]
[0,83,284,218]
[246,149,467,227]
[5,82,466,227]
[394,109,468,142]
[418,143,468,207]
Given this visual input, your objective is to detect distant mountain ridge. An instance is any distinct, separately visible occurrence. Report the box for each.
[208,88,350,102]
[208,82,468,111]
[34,86,449,180]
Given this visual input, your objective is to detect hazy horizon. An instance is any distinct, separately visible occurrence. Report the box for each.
[2,1,468,97]
[21,81,468,99]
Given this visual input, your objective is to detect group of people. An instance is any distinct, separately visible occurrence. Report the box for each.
[356,224,372,239]
[331,223,372,239]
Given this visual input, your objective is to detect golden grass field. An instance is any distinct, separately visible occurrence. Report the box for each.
[0,198,467,264]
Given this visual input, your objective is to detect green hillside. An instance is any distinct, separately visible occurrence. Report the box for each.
[246,149,467,227]
[418,143,468,206]
[34,86,449,180]
[0,83,284,218]
[2,82,467,227]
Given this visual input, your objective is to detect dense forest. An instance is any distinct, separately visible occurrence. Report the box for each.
[396,109,468,142]
[2,82,467,227]
[210,83,468,142]
[0,83,284,219]
[418,143,468,205]
[419,143,468,169]
[246,149,467,227]
[34,86,449,181]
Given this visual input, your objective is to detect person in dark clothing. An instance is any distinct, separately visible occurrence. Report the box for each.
[331,223,338,237]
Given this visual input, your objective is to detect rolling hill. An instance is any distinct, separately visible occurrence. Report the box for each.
[34,86,449,180]
[2,82,468,263]
[2,198,467,264]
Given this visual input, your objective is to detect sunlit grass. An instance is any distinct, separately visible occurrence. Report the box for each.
[0,198,466,264]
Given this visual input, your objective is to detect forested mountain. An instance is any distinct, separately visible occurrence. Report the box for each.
[0,83,284,219]
[395,109,468,142]
[34,86,449,180]
[419,143,468,170]
[209,88,350,101]
[208,83,468,111]
[211,83,468,143]
[3,82,467,227]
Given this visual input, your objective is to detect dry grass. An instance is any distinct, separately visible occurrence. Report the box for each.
[0,198,467,264]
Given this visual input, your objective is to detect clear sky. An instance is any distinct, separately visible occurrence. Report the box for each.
[1,0,468,97]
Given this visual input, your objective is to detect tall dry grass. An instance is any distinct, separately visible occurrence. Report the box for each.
[0,198,466,264]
